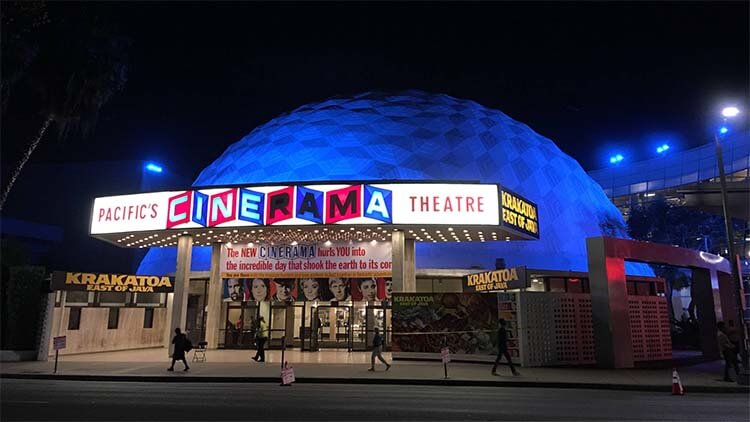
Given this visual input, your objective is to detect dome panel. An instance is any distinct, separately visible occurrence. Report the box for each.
[139,91,650,276]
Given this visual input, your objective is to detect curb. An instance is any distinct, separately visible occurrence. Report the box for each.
[2,373,748,393]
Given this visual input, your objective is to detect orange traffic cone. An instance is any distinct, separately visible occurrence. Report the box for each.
[671,368,684,395]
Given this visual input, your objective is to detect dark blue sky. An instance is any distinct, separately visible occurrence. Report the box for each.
[11,2,750,181]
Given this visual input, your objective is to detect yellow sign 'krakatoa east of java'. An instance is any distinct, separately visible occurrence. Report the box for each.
[51,271,174,293]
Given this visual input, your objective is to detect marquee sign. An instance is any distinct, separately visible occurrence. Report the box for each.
[90,183,502,234]
[51,271,175,293]
[500,189,539,239]
[463,266,529,292]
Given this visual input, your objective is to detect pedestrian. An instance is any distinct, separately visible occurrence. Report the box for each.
[492,319,520,376]
[252,316,268,362]
[368,327,391,371]
[167,327,190,372]
[717,321,740,382]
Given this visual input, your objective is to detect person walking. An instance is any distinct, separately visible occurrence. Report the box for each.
[368,327,391,371]
[492,319,519,376]
[717,321,740,382]
[252,316,268,363]
[167,328,190,372]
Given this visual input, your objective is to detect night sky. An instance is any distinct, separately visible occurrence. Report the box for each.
[6,2,750,181]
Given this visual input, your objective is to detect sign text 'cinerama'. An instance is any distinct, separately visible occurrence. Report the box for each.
[90,183,503,234]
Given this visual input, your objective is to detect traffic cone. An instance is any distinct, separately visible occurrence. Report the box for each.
[671,368,684,395]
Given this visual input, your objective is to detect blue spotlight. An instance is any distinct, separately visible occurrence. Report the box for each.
[719,126,729,135]
[656,143,670,154]
[609,154,624,164]
[145,162,163,173]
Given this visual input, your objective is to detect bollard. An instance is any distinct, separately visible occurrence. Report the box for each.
[280,336,290,386]
[441,337,450,379]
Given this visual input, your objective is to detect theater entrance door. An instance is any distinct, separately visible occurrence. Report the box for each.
[309,306,353,350]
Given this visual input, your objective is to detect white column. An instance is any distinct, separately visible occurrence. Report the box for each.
[166,235,193,356]
[36,292,55,361]
[204,243,223,349]
[57,291,67,337]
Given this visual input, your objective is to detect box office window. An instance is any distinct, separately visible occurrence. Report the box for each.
[98,292,128,306]
[546,278,566,292]
[135,292,163,306]
[143,308,154,329]
[636,282,653,296]
[566,278,584,294]
[65,291,90,306]
[107,308,120,329]
[68,307,81,330]
[627,281,637,296]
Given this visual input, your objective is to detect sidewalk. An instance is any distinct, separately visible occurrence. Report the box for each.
[2,349,747,393]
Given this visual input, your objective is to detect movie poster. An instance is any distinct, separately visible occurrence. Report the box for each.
[391,293,498,355]
[222,277,393,302]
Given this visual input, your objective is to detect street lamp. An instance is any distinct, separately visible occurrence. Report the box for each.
[714,105,747,363]
[722,106,740,118]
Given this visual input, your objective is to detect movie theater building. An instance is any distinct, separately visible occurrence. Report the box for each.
[40,91,742,368]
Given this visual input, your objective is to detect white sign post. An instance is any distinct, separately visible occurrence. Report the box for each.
[53,335,66,374]
[441,346,451,379]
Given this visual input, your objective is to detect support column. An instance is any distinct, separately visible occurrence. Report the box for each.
[692,268,720,359]
[36,293,55,361]
[391,231,416,293]
[57,291,66,338]
[717,270,739,328]
[204,243,223,349]
[587,237,634,368]
[166,235,193,356]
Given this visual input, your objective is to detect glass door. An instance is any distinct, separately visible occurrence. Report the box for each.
[316,306,352,349]
[351,304,367,351]
[269,304,287,348]
[364,304,391,351]
[240,304,259,348]
[224,306,243,348]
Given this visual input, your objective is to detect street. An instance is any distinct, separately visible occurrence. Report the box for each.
[1,379,747,421]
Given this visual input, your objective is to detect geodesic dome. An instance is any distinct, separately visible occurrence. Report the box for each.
[138,90,647,275]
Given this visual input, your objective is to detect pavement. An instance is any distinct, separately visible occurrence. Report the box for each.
[1,348,748,393]
[3,380,747,421]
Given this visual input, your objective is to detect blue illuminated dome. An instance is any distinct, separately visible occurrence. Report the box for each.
[139,91,646,275]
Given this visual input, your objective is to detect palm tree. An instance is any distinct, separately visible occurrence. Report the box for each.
[0,2,130,210]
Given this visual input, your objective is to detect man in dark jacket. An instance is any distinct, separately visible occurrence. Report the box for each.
[168,328,190,372]
[718,321,740,382]
[368,327,391,371]
[492,319,519,376]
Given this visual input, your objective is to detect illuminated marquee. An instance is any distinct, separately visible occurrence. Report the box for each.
[51,271,174,293]
[89,183,504,235]
[463,266,528,292]
[500,189,539,239]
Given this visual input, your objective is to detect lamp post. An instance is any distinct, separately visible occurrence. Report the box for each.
[714,105,747,362]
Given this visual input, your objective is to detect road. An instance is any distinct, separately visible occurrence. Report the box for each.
[1,379,747,421]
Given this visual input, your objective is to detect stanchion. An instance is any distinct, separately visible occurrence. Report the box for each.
[442,336,449,379]
[280,336,289,386]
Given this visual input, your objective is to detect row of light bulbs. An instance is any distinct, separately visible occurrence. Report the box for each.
[115,225,513,249]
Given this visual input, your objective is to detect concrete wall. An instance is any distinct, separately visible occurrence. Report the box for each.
[48,307,167,356]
